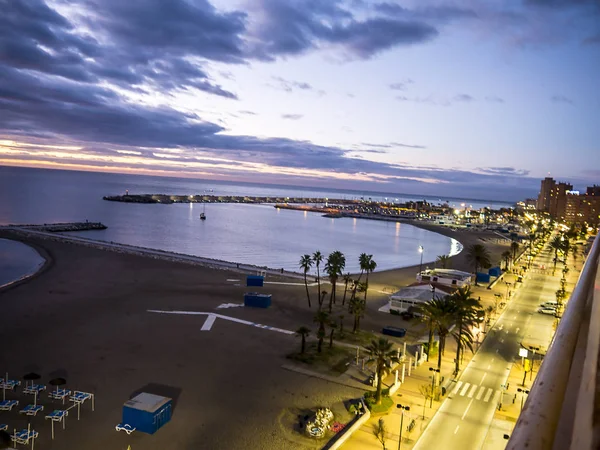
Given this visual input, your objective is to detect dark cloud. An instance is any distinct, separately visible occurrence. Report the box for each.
[269,76,314,92]
[584,33,600,44]
[281,114,303,120]
[249,0,438,59]
[374,3,478,22]
[524,0,600,9]
[390,142,427,149]
[485,96,505,103]
[477,167,531,176]
[551,95,574,104]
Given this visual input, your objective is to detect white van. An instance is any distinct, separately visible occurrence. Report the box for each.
[540,301,558,308]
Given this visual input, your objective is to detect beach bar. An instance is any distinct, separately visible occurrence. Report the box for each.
[122,393,172,434]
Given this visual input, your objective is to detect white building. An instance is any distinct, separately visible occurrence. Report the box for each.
[388,283,455,313]
[416,268,472,287]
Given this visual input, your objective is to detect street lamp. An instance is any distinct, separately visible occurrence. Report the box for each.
[505,281,512,299]
[418,245,424,275]
[429,367,440,407]
[397,404,410,450]
[517,388,530,412]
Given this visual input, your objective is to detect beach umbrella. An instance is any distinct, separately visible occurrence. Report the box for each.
[23,373,41,406]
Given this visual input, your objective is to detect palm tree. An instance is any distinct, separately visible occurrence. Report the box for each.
[436,255,451,269]
[299,254,313,308]
[314,310,329,353]
[325,251,346,312]
[296,326,310,354]
[349,282,366,333]
[511,241,520,262]
[342,273,352,305]
[328,320,337,348]
[415,300,439,362]
[449,287,482,374]
[313,251,324,308]
[466,244,491,284]
[366,338,399,404]
[422,296,458,371]
[550,236,563,271]
[501,251,512,271]
[363,256,377,302]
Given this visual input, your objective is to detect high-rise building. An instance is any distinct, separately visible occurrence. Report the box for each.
[537,177,555,211]
[549,182,573,218]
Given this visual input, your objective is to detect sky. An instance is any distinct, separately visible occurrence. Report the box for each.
[0,0,599,201]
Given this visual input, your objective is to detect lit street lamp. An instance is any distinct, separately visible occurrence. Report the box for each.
[429,367,440,407]
[517,388,530,412]
[418,245,424,274]
[397,403,410,450]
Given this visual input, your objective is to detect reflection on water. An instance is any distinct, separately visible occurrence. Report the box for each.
[0,239,45,287]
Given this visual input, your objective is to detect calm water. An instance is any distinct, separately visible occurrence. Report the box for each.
[0,238,45,287]
[0,166,472,272]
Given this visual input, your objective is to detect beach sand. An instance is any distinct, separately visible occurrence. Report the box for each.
[0,224,510,449]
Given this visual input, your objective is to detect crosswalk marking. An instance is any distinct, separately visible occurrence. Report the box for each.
[467,384,477,398]
[483,388,494,402]
[460,383,470,396]
[452,381,463,395]
[476,386,485,400]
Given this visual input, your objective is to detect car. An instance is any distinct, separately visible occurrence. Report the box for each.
[540,301,558,308]
[538,307,556,315]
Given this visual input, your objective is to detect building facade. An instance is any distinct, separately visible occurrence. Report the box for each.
[536,178,600,225]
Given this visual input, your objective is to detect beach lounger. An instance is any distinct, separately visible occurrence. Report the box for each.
[48,388,71,403]
[0,379,21,390]
[0,399,18,411]
[0,424,7,431]
[45,410,68,439]
[23,384,46,395]
[69,391,94,419]
[11,428,39,446]
[20,404,44,416]
[115,423,136,435]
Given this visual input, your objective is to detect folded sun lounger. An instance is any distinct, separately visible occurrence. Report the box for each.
[23,384,46,395]
[46,409,68,421]
[0,379,20,390]
[0,400,18,411]
[0,424,7,431]
[70,391,92,404]
[20,404,44,416]
[49,388,71,401]
[115,423,136,434]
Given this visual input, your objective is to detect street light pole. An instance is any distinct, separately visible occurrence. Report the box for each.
[517,388,529,412]
[397,404,410,450]
[418,245,424,275]
[429,367,440,408]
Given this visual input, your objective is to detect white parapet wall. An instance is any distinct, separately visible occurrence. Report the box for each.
[322,398,370,450]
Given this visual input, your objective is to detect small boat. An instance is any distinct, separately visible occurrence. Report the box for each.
[200,202,207,220]
[200,212,206,220]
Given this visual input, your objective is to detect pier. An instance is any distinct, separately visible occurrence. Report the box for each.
[3,222,107,232]
[103,194,359,205]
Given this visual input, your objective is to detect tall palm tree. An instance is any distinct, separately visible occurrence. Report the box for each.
[366,338,399,404]
[549,236,563,270]
[466,244,491,284]
[295,326,310,354]
[415,299,440,362]
[314,310,329,353]
[325,251,346,312]
[510,241,520,262]
[363,256,377,302]
[449,287,482,374]
[349,282,366,333]
[501,251,512,271]
[313,251,324,308]
[342,273,352,305]
[423,296,458,371]
[299,254,313,308]
[436,255,451,269]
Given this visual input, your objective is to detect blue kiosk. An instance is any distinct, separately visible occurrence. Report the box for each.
[121,392,172,434]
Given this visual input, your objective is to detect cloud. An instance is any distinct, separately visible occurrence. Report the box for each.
[269,76,314,92]
[453,94,475,102]
[551,95,574,104]
[281,114,303,120]
[374,3,478,23]
[390,142,427,149]
[239,110,257,115]
[389,79,414,91]
[477,167,530,176]
[248,0,439,60]
[485,96,505,103]
[584,33,600,44]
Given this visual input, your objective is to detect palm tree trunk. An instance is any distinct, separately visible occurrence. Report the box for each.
[301,336,306,354]
[437,336,443,371]
[342,281,348,305]
[376,365,383,404]
[363,273,369,301]
[427,324,434,362]
[455,322,462,374]
[353,314,359,333]
[317,337,323,353]
[304,272,311,308]
[316,265,321,307]
[329,329,334,348]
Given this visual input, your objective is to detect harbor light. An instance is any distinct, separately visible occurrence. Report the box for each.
[418,245,424,274]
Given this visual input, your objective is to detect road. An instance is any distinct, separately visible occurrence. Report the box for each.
[414,240,562,450]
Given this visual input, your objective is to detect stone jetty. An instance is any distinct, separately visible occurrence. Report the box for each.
[103,194,360,205]
[13,222,107,232]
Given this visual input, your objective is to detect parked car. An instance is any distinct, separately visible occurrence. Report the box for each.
[538,307,556,315]
[540,301,558,308]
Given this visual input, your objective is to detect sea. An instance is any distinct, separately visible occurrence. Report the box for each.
[0,166,513,279]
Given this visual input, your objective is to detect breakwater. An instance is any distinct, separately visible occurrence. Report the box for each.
[5,222,107,232]
[103,194,360,205]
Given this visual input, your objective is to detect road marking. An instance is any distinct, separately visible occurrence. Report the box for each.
[454,425,460,434]
[483,388,493,402]
[491,358,495,363]
[201,314,216,331]
[460,383,470,396]
[487,364,491,369]
[462,399,474,420]
[226,279,240,282]
[452,381,463,395]
[476,386,485,400]
[481,373,487,384]
[500,338,504,343]
[147,310,295,335]
[515,327,520,333]
[468,384,477,398]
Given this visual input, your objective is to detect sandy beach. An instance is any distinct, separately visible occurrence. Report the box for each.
[0,223,511,449]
